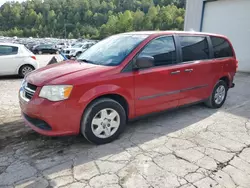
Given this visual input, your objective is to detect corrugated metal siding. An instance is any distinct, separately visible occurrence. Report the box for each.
[202,0,250,72]
[184,0,205,31]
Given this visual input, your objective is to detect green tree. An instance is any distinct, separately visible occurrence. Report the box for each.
[133,10,145,30]
[68,32,74,38]
[0,0,185,38]
[117,11,133,32]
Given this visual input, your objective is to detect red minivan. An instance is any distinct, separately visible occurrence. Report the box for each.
[19,31,237,144]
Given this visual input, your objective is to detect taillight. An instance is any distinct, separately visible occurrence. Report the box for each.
[31,56,36,60]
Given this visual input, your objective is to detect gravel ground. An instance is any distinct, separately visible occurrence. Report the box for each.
[0,64,250,188]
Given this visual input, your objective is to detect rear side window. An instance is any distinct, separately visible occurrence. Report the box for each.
[139,36,177,66]
[210,36,233,58]
[0,45,18,56]
[44,45,51,49]
[38,45,45,48]
[180,36,209,62]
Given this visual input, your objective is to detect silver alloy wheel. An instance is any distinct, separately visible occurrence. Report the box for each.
[91,108,120,139]
[214,85,226,104]
[22,66,33,76]
[38,51,42,54]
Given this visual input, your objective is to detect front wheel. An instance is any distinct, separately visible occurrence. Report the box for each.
[205,80,228,108]
[81,98,126,144]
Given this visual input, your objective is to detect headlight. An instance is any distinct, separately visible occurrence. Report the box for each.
[39,85,73,101]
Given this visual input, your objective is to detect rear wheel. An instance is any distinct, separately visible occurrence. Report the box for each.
[205,80,228,108]
[81,98,126,144]
[38,50,42,55]
[19,65,35,77]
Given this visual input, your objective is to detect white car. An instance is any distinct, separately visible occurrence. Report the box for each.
[0,43,39,77]
[62,42,95,58]
[56,42,67,50]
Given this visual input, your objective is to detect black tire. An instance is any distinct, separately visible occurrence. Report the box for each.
[81,98,126,144]
[19,65,35,77]
[76,52,82,57]
[205,80,228,108]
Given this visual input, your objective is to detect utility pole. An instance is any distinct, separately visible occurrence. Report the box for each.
[64,23,73,39]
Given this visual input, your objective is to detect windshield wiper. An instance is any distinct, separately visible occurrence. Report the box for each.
[77,59,101,65]
[77,59,95,64]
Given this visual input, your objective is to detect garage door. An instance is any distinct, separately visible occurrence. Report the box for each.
[202,0,250,72]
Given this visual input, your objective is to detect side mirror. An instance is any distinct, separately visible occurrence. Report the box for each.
[134,56,154,70]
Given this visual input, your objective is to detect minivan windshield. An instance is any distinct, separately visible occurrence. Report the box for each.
[77,34,148,66]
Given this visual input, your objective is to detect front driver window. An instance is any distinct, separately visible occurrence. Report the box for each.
[139,36,177,67]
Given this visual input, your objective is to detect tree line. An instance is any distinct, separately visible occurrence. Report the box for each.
[0,0,185,39]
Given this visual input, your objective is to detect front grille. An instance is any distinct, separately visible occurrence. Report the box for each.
[27,83,37,91]
[23,82,37,101]
[23,113,52,130]
[25,92,33,99]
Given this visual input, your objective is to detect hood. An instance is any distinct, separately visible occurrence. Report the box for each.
[26,61,103,86]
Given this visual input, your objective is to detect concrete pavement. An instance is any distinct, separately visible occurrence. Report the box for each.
[0,73,250,188]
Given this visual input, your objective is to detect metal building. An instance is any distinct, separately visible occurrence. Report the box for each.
[184,0,250,72]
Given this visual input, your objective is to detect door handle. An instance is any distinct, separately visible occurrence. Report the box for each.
[171,70,180,75]
[184,69,193,72]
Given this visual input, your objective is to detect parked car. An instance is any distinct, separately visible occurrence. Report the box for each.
[32,44,59,54]
[56,42,67,50]
[62,41,96,58]
[19,31,237,144]
[0,43,38,77]
[25,42,39,51]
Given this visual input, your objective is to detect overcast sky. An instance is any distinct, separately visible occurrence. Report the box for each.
[0,0,24,6]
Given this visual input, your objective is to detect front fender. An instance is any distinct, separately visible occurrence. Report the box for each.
[78,84,135,118]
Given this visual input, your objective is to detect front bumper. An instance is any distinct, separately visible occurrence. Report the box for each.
[23,113,52,130]
[19,90,82,136]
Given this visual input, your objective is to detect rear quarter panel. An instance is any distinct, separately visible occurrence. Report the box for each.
[15,57,39,74]
[210,35,237,88]
[15,46,39,73]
